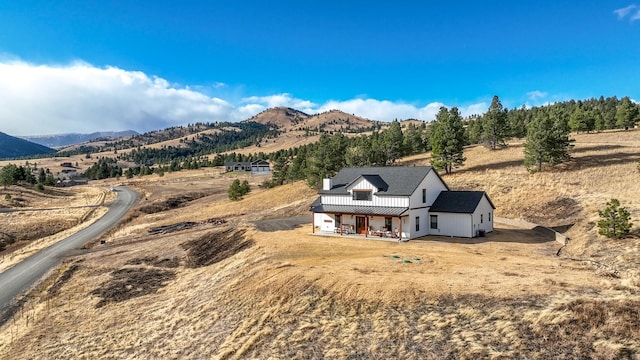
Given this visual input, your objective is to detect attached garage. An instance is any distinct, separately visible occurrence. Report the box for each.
[428,191,495,238]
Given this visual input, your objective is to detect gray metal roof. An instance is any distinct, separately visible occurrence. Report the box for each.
[429,191,495,213]
[310,203,408,217]
[319,166,446,196]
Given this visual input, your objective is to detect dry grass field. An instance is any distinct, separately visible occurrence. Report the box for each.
[0,130,639,359]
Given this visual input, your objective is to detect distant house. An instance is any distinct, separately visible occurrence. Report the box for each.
[56,178,88,187]
[225,159,270,173]
[310,166,495,240]
[60,168,77,178]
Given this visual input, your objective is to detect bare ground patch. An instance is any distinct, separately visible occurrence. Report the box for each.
[90,267,177,308]
[252,216,310,232]
[181,228,254,268]
[138,192,209,214]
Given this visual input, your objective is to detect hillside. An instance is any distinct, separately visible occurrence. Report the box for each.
[24,131,138,148]
[0,132,56,159]
[0,130,638,358]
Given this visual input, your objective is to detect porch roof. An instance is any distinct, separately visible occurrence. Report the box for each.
[311,203,408,217]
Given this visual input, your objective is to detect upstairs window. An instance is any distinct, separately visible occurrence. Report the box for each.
[352,190,372,201]
[422,189,426,203]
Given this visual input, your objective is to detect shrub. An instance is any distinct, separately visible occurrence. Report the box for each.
[227,179,250,201]
[597,199,633,239]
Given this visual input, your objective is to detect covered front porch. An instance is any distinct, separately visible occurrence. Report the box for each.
[311,204,409,240]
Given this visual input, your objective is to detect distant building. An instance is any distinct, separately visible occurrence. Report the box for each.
[225,159,270,173]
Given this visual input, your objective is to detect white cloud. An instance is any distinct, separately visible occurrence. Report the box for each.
[0,60,491,136]
[527,90,548,100]
[315,99,486,121]
[0,61,239,136]
[614,4,640,21]
[240,93,318,114]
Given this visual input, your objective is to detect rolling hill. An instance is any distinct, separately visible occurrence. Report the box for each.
[0,132,56,159]
[23,131,139,148]
[1,130,638,358]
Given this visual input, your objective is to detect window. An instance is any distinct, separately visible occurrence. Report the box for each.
[422,189,426,203]
[430,215,438,229]
[481,214,483,223]
[488,212,491,222]
[415,216,420,231]
[385,217,392,230]
[352,190,372,201]
[335,215,341,226]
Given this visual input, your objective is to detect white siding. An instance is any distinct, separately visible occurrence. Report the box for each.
[321,194,408,207]
[429,212,473,238]
[407,209,430,238]
[472,196,494,235]
[409,171,448,209]
[314,213,336,232]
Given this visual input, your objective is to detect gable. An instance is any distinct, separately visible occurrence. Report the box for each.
[430,191,495,213]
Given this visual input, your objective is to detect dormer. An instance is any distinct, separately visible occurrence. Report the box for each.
[344,174,388,201]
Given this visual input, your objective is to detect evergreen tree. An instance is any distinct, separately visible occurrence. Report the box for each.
[568,108,592,133]
[430,107,466,174]
[482,95,509,150]
[305,134,346,188]
[598,199,633,239]
[383,119,404,163]
[227,179,244,201]
[615,96,639,130]
[524,111,572,172]
[38,168,46,184]
[402,123,424,155]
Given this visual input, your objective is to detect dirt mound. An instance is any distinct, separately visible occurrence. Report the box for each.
[125,256,181,268]
[181,228,253,268]
[47,260,84,297]
[527,197,582,227]
[138,192,208,214]
[0,231,16,251]
[147,217,227,235]
[90,268,176,308]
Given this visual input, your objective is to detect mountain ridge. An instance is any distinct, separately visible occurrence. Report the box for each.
[0,132,56,159]
[23,130,139,148]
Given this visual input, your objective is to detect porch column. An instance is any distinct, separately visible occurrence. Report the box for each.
[312,213,315,233]
[365,216,368,237]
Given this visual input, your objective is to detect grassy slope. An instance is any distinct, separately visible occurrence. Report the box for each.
[0,130,639,359]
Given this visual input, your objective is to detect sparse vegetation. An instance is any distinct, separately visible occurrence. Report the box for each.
[1,112,639,359]
[227,179,250,200]
[598,198,633,239]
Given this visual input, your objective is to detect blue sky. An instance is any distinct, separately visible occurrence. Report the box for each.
[1,1,639,135]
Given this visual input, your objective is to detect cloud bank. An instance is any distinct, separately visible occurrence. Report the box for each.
[0,61,487,136]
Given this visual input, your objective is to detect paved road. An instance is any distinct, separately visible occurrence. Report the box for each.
[0,187,139,321]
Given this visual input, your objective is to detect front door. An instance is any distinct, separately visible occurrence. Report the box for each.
[356,216,367,234]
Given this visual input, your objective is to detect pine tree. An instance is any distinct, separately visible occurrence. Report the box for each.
[430,107,466,174]
[383,120,404,163]
[227,179,244,201]
[615,96,640,130]
[598,199,633,239]
[482,95,509,150]
[524,110,572,172]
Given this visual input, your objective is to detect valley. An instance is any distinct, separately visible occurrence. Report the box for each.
[0,130,638,358]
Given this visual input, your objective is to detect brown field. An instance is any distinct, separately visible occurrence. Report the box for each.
[0,130,639,359]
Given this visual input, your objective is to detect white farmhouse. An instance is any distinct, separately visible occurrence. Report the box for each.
[310,166,495,240]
